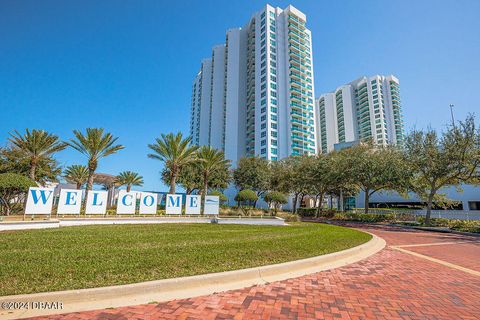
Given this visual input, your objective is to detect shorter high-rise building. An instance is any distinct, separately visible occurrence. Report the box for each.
[315,75,404,153]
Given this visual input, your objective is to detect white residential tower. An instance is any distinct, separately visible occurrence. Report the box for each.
[316,75,404,153]
[190,4,317,163]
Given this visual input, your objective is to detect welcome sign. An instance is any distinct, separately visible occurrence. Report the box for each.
[25,187,219,216]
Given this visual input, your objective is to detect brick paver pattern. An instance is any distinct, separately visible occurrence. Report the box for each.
[32,225,480,320]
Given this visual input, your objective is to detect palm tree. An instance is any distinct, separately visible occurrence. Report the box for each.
[116,171,144,192]
[147,132,198,194]
[64,165,89,189]
[67,128,124,190]
[196,146,230,196]
[8,129,67,181]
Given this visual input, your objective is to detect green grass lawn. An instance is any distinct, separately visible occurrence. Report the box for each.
[0,222,371,296]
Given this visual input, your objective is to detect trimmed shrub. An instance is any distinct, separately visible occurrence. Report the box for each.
[263,191,288,214]
[234,190,258,205]
[277,211,301,222]
[208,190,228,204]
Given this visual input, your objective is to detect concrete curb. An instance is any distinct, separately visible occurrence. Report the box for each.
[0,217,286,231]
[0,232,385,319]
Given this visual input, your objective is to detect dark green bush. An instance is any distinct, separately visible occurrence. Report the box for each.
[334,212,395,223]
[296,207,317,217]
[417,217,480,233]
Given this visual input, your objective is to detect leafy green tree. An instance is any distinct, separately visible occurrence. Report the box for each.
[0,173,36,215]
[64,165,89,189]
[233,157,270,207]
[263,191,288,215]
[68,128,124,191]
[196,146,231,196]
[162,164,200,195]
[405,115,480,225]
[116,171,144,192]
[234,189,258,215]
[0,147,62,185]
[269,159,294,194]
[323,152,359,213]
[8,129,66,181]
[279,156,316,214]
[338,143,408,214]
[161,158,230,195]
[148,132,198,194]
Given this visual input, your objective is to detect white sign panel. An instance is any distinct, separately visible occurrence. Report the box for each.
[57,189,83,214]
[165,194,182,215]
[117,190,137,214]
[139,192,158,214]
[204,196,220,215]
[185,195,201,215]
[85,190,108,215]
[25,187,55,215]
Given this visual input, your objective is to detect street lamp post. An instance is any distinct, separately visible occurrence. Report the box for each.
[449,104,455,127]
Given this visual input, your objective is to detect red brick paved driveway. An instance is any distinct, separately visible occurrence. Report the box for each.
[32,224,480,320]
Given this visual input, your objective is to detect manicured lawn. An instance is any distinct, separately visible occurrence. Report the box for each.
[0,223,371,296]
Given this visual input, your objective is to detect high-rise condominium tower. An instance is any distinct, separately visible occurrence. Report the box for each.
[316,75,404,153]
[190,4,316,163]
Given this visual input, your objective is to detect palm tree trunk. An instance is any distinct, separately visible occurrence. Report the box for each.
[127,185,131,192]
[169,175,176,194]
[29,163,36,181]
[86,171,94,191]
[76,182,81,189]
[203,172,208,197]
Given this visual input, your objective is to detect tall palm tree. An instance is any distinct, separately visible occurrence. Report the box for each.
[64,165,89,189]
[147,132,198,194]
[67,128,124,190]
[8,129,67,181]
[196,146,231,196]
[116,171,144,192]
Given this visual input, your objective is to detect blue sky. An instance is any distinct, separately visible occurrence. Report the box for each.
[1,0,479,191]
